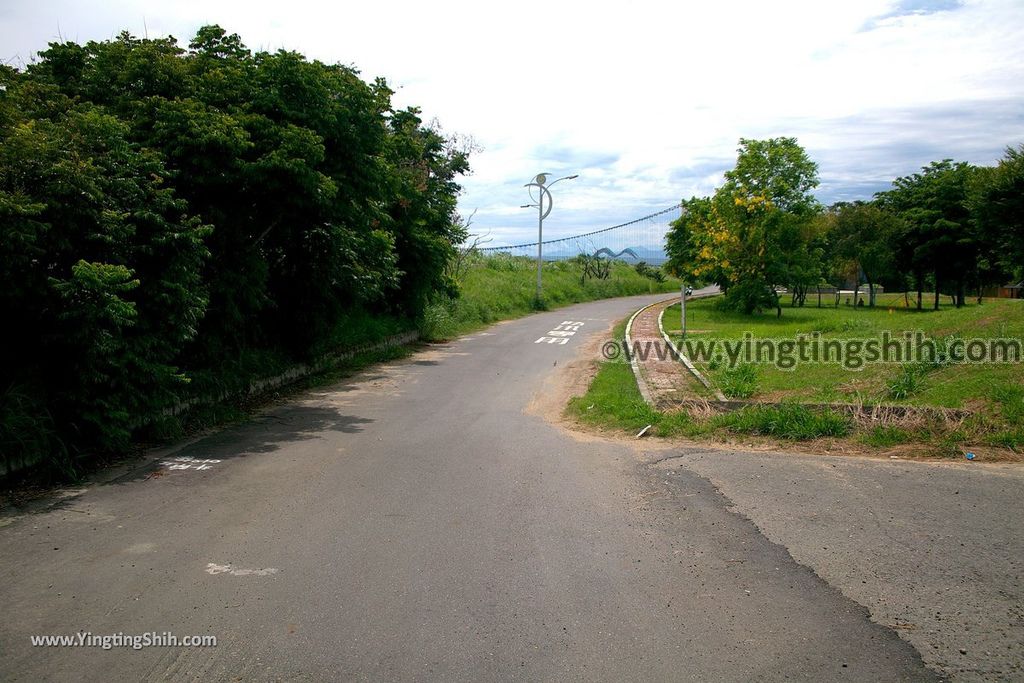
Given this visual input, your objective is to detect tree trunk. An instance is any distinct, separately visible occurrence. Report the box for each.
[956,280,965,308]
[868,281,876,307]
[817,287,822,308]
[934,272,940,311]
[916,271,923,310]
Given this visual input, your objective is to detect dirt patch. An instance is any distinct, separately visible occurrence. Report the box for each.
[524,320,645,448]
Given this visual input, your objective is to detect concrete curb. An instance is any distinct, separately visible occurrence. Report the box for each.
[656,302,727,402]
[624,298,673,407]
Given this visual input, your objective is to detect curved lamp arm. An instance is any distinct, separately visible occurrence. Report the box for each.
[523,174,577,220]
[524,183,555,219]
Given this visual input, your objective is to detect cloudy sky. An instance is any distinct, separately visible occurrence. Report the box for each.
[3,0,1023,246]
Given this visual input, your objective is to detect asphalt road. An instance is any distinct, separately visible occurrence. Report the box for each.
[1,292,1015,681]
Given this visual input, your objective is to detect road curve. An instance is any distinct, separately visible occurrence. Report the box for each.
[0,293,936,682]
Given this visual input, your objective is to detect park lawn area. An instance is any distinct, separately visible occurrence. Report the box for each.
[662,293,1024,410]
[568,296,1024,458]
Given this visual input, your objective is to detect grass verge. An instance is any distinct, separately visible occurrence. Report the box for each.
[423,253,680,340]
[566,321,693,437]
[659,293,1023,451]
[568,306,1024,460]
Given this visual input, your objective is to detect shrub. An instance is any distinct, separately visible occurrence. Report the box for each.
[420,301,456,341]
[886,364,926,400]
[719,363,759,398]
[0,384,72,479]
[634,261,666,282]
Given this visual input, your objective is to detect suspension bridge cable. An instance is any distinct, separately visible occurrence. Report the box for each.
[478,203,683,252]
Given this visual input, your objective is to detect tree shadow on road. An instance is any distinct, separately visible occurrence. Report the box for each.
[103,404,374,486]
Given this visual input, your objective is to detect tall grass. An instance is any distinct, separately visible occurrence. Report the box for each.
[718,404,851,440]
[719,363,759,399]
[425,253,680,340]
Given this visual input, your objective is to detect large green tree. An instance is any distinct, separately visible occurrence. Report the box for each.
[665,137,822,315]
[0,77,209,459]
[972,144,1024,286]
[830,201,898,307]
[1,26,471,474]
[876,160,977,309]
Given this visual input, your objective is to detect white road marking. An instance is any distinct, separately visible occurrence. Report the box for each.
[160,456,221,472]
[206,562,279,577]
[535,321,584,345]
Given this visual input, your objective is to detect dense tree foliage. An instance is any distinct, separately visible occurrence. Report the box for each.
[0,27,470,474]
[666,138,1022,316]
[971,144,1024,289]
[665,138,821,315]
[828,202,898,307]
[876,160,978,309]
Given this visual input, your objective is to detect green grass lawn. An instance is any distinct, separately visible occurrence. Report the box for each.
[565,320,859,446]
[565,320,853,443]
[663,293,1024,413]
[566,320,694,437]
[567,293,1024,456]
[423,253,680,339]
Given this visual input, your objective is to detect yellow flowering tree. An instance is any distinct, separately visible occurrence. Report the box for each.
[666,138,822,315]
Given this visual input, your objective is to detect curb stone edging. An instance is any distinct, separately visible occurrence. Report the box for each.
[657,303,727,402]
[624,299,671,407]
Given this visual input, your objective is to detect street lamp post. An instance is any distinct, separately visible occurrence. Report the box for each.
[523,173,578,301]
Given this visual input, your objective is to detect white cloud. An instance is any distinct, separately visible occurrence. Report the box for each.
[2,0,1022,244]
